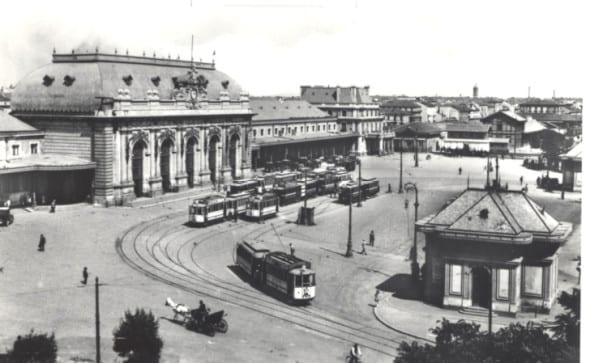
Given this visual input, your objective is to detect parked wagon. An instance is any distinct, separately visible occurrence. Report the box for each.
[0,207,14,226]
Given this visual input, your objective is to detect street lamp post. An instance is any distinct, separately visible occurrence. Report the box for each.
[414,136,419,167]
[357,159,362,207]
[404,182,420,281]
[398,138,404,194]
[345,191,353,257]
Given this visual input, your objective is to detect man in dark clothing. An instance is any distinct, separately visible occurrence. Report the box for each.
[38,234,46,251]
[520,175,524,185]
[82,267,89,285]
[289,243,295,256]
[369,230,375,246]
[50,200,56,213]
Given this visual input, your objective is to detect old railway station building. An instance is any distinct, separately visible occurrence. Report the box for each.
[300,85,384,155]
[249,97,358,169]
[10,51,253,205]
[417,183,572,314]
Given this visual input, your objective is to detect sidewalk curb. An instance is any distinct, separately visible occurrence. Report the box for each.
[373,304,436,344]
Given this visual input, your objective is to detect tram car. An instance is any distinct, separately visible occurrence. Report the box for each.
[229,179,259,195]
[298,177,319,199]
[188,193,227,226]
[361,177,380,197]
[245,193,279,220]
[274,171,299,187]
[255,173,276,193]
[318,170,351,195]
[235,241,316,303]
[337,178,380,204]
[226,191,251,217]
[274,182,302,206]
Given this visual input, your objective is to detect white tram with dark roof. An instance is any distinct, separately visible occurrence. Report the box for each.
[245,193,278,220]
[188,193,227,226]
[235,241,316,303]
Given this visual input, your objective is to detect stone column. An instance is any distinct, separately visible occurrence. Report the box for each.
[199,127,211,186]
[92,123,114,206]
[148,129,162,197]
[175,128,188,190]
[220,126,232,184]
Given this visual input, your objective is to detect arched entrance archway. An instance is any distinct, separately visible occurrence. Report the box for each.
[132,141,146,197]
[471,267,491,308]
[209,135,220,184]
[185,137,197,188]
[160,139,173,192]
[229,134,240,179]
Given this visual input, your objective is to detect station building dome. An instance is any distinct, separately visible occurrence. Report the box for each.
[11,51,244,114]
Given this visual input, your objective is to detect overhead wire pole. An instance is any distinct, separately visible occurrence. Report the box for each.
[398,139,404,193]
[95,277,101,363]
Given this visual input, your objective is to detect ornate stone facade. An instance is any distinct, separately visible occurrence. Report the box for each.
[11,51,253,205]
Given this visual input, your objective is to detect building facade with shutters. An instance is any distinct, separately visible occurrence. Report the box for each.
[249,97,357,169]
[417,186,572,314]
[300,85,384,155]
[10,51,253,205]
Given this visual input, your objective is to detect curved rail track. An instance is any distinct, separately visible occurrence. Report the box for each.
[116,196,409,358]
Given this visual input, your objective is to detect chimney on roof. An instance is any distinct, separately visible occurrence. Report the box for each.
[528,86,531,98]
[336,86,340,103]
[473,84,479,98]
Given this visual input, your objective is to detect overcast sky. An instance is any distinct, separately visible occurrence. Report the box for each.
[0,0,586,98]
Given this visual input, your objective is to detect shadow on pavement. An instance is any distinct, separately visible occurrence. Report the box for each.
[376,273,422,300]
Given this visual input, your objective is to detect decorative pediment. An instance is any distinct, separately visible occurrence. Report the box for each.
[172,66,209,109]
[159,129,176,143]
[129,130,150,146]
[184,128,199,141]
[228,125,241,138]
[207,126,221,138]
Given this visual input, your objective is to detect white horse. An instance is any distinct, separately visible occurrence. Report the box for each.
[165,297,190,321]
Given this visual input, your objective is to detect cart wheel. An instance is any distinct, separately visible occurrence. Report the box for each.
[217,319,228,333]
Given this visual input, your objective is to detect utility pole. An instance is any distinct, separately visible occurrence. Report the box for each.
[398,139,404,193]
[357,159,362,207]
[488,267,493,335]
[345,191,353,257]
[95,277,101,363]
[414,136,419,167]
[405,182,420,281]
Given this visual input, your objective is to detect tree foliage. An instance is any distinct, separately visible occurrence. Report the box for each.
[552,288,580,347]
[395,318,578,363]
[112,308,163,363]
[7,330,58,363]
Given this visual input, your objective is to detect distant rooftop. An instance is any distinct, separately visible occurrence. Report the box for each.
[250,97,330,121]
[52,51,215,70]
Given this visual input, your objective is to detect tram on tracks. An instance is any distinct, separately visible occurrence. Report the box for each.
[226,191,250,217]
[245,193,279,220]
[229,179,259,195]
[298,177,319,199]
[274,182,302,206]
[337,178,380,204]
[235,241,316,303]
[188,193,227,226]
[254,173,276,193]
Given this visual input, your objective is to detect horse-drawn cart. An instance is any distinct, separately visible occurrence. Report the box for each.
[165,297,228,336]
[0,207,14,226]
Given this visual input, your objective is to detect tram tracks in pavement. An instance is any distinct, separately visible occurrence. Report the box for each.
[116,197,403,357]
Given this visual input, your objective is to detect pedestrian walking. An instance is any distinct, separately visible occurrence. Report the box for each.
[520,175,523,185]
[458,167,462,175]
[289,243,295,256]
[38,234,46,252]
[50,200,56,213]
[360,240,367,255]
[82,267,89,285]
[387,183,392,193]
[369,230,375,246]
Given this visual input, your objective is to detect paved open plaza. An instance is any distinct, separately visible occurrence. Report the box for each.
[0,153,581,362]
